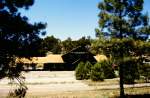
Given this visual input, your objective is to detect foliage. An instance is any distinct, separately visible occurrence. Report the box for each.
[91,62,104,81]
[61,37,73,54]
[75,59,116,81]
[41,36,61,54]
[7,77,27,98]
[97,0,150,40]
[139,63,150,83]
[75,61,93,80]
[100,60,116,79]
[0,0,46,97]
[75,62,86,80]
[97,0,150,97]
[90,60,115,81]
[0,0,46,79]
[37,36,92,55]
[121,58,140,84]
[92,37,150,83]
[78,36,91,47]
[90,37,105,55]
[61,37,91,53]
[84,61,93,79]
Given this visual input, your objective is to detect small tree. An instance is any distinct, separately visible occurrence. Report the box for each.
[122,58,140,84]
[84,61,93,79]
[101,60,116,79]
[75,61,93,80]
[41,36,61,54]
[75,62,86,80]
[91,62,104,81]
[140,63,150,83]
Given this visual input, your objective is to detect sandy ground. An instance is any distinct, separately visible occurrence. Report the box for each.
[0,71,150,98]
[0,71,92,97]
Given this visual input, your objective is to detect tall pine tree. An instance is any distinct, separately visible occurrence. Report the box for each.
[97,0,150,97]
[0,0,46,78]
[0,0,46,97]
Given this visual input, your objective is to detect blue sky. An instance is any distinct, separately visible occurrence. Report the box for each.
[21,0,150,40]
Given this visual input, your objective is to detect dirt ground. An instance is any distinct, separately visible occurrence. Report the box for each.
[0,71,150,98]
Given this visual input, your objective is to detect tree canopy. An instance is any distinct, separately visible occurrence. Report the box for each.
[41,36,61,54]
[96,0,150,97]
[97,0,150,40]
[0,0,46,79]
[61,37,91,53]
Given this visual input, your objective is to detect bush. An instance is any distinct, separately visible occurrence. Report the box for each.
[139,63,150,83]
[75,60,115,81]
[75,62,86,80]
[75,61,93,80]
[84,61,93,79]
[101,60,116,79]
[91,62,104,81]
[121,59,140,84]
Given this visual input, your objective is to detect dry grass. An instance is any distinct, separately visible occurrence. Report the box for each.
[3,87,150,98]
[24,87,150,98]
[82,78,119,86]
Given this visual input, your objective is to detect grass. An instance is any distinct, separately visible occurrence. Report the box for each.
[82,78,119,86]
[21,87,150,98]
[3,87,150,98]
[3,85,150,98]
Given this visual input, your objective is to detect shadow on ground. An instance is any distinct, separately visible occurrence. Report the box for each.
[114,94,150,98]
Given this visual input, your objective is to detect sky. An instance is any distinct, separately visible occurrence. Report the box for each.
[21,0,150,40]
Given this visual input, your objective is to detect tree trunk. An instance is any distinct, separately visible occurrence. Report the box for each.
[119,63,125,98]
[119,11,125,98]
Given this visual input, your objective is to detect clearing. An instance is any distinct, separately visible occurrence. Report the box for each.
[0,71,150,98]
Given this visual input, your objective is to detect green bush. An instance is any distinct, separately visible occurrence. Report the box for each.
[100,60,116,79]
[84,61,93,79]
[121,59,140,84]
[75,62,85,80]
[75,60,115,81]
[75,61,93,80]
[139,63,150,83]
[91,62,104,81]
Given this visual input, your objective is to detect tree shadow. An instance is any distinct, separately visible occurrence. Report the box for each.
[114,94,150,98]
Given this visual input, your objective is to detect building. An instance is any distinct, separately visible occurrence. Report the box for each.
[16,46,107,71]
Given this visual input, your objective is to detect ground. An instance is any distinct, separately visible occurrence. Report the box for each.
[0,71,150,98]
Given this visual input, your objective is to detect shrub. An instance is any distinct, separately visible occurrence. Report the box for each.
[101,60,116,79]
[75,61,93,80]
[75,62,86,80]
[139,63,150,83]
[75,60,115,81]
[91,62,104,81]
[84,61,93,79]
[121,59,140,84]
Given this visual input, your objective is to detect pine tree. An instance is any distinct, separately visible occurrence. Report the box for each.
[0,0,46,97]
[97,0,150,97]
[97,0,150,40]
[0,0,46,79]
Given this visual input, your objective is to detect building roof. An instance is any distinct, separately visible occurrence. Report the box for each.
[16,54,64,64]
[16,46,108,65]
[62,46,97,64]
[46,54,64,63]
[94,54,107,62]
